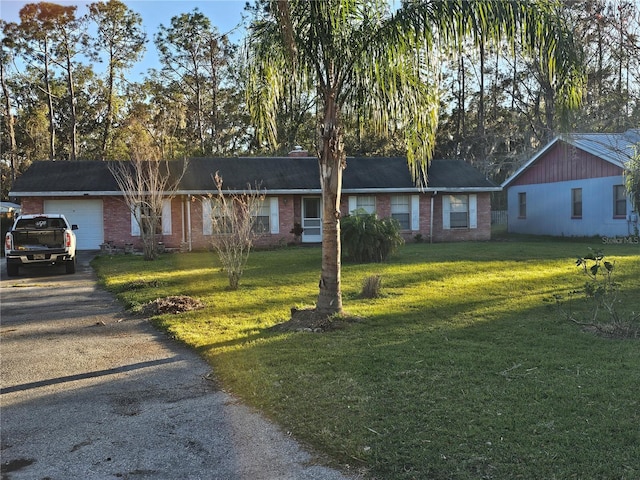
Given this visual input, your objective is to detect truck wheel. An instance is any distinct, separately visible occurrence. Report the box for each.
[65,258,76,274]
[6,263,19,277]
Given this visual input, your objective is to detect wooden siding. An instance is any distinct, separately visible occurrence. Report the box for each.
[511,142,623,186]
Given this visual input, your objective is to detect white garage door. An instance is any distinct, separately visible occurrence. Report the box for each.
[44,199,104,250]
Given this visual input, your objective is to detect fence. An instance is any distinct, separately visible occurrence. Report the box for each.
[491,210,507,225]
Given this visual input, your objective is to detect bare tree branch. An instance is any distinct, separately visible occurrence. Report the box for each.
[108,158,187,260]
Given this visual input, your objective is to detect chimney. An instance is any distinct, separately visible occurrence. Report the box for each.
[288,145,308,157]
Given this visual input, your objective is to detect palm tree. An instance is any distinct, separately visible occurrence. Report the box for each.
[246,0,584,317]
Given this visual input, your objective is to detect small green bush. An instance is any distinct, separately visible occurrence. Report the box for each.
[341,210,404,262]
[558,248,640,338]
[360,274,382,298]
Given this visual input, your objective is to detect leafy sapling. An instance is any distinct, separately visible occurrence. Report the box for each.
[562,248,639,338]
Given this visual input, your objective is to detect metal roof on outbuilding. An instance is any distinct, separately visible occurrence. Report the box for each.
[502,128,639,188]
[564,129,639,168]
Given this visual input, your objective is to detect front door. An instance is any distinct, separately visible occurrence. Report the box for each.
[302,197,322,243]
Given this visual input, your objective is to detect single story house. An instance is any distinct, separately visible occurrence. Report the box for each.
[9,154,499,250]
[502,129,640,238]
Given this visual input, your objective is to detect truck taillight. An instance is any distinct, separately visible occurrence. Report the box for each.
[4,233,11,251]
[65,231,72,247]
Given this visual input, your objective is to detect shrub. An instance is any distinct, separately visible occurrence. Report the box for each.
[208,173,265,290]
[341,211,404,262]
[360,274,382,298]
[559,248,639,338]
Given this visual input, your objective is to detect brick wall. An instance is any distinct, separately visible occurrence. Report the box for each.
[418,195,432,241]
[19,191,492,250]
[338,192,490,243]
[431,193,492,242]
[191,195,299,250]
[103,197,141,247]
[164,198,183,247]
[189,196,207,250]
[103,196,184,249]
[20,198,44,214]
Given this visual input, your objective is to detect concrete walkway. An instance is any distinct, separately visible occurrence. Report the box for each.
[0,253,360,480]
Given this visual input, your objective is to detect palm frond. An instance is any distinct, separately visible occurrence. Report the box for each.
[245,0,584,182]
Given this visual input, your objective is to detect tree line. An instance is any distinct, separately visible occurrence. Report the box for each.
[1,0,639,200]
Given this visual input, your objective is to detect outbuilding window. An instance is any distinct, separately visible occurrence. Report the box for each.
[613,185,627,218]
[571,188,582,218]
[518,192,526,218]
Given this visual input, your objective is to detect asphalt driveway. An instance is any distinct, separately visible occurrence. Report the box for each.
[0,252,359,480]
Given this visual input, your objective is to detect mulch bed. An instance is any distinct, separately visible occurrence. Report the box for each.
[141,295,204,316]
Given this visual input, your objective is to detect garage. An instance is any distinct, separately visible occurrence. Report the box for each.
[44,199,104,250]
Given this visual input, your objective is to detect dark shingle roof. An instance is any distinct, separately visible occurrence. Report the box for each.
[10,157,498,196]
[11,160,120,193]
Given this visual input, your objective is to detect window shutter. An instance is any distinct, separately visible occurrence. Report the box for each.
[411,195,420,230]
[442,195,451,230]
[202,198,212,235]
[162,199,172,235]
[469,194,477,229]
[131,205,141,236]
[270,197,279,234]
[348,196,357,214]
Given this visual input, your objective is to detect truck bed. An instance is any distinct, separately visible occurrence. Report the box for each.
[10,229,66,250]
[5,214,77,277]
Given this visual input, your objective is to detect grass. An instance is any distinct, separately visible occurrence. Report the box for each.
[92,239,640,480]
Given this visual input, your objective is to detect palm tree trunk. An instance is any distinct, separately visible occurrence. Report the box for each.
[316,90,343,316]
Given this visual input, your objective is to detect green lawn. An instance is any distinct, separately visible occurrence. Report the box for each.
[93,239,640,480]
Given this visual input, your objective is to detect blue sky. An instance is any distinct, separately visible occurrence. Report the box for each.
[1,0,248,78]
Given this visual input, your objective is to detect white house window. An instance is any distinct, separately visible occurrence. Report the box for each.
[572,188,582,218]
[443,194,477,230]
[203,197,279,236]
[142,204,161,235]
[131,199,171,236]
[391,195,410,229]
[212,200,233,234]
[449,195,469,228]
[253,198,280,234]
[253,200,270,233]
[613,185,626,218]
[354,196,376,214]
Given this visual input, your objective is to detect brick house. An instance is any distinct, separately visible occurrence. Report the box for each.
[9,154,499,250]
[502,129,639,238]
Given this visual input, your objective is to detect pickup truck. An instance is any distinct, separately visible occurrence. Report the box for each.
[4,214,78,277]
